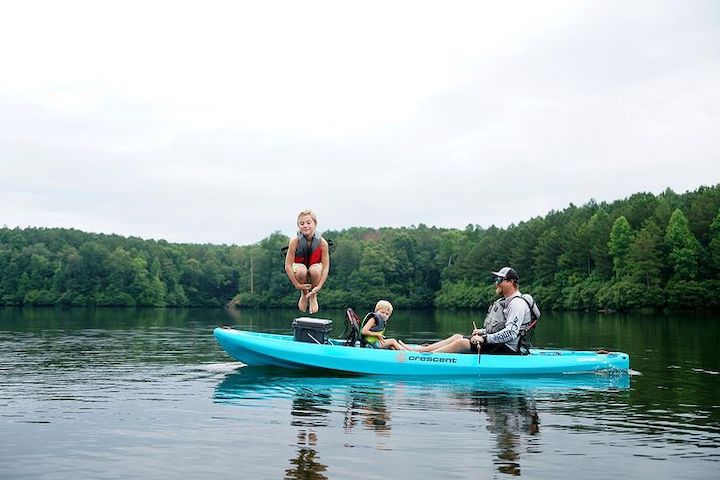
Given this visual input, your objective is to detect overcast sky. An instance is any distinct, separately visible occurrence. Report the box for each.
[1,0,718,246]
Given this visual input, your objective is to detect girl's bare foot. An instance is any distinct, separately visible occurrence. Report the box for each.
[308,295,319,314]
[298,294,308,312]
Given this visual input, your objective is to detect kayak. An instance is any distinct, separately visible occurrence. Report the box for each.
[213,327,630,376]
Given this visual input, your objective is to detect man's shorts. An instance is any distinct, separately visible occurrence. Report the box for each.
[464,336,518,355]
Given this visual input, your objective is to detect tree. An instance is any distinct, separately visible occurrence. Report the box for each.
[687,186,720,244]
[616,192,658,228]
[709,210,720,273]
[608,216,633,279]
[3,184,720,310]
[533,228,563,284]
[583,207,613,279]
[627,220,663,288]
[665,209,701,280]
[654,190,676,227]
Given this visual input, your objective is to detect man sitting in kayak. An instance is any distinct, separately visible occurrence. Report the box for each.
[361,300,411,351]
[411,267,531,355]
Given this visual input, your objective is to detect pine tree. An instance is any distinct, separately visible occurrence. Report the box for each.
[628,220,663,288]
[608,216,634,279]
[664,209,701,280]
[707,210,720,272]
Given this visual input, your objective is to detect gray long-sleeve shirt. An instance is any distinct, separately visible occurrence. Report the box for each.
[485,292,531,352]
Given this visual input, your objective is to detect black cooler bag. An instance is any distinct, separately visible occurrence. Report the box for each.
[292,317,333,344]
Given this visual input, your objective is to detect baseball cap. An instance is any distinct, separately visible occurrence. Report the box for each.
[491,267,519,282]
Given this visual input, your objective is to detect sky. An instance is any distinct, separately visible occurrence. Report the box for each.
[1,0,719,246]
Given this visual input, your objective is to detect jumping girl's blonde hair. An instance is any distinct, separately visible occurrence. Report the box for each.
[375,300,393,313]
[297,209,317,225]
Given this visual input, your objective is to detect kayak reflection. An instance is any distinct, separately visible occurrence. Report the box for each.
[213,368,630,404]
[213,369,629,478]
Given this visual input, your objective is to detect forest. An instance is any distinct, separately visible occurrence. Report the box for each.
[1,185,719,311]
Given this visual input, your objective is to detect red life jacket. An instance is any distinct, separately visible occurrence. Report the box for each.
[294,233,323,267]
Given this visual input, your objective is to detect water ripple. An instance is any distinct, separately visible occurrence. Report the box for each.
[2,310,719,479]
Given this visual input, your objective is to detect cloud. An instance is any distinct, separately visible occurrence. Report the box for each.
[1,1,719,245]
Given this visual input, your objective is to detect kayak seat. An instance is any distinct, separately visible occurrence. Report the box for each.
[343,308,363,347]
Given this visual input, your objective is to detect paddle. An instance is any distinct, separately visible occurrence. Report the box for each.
[472,321,481,363]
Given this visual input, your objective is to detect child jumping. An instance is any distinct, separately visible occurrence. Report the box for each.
[284,209,330,314]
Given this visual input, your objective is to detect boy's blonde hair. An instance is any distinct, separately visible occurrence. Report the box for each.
[297,209,317,226]
[375,300,393,313]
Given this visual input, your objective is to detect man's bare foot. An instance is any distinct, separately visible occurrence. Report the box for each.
[298,294,308,312]
[308,295,319,314]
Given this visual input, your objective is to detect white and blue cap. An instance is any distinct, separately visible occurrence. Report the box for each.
[491,267,519,282]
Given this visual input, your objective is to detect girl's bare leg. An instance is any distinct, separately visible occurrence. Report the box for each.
[294,265,309,312]
[307,264,323,313]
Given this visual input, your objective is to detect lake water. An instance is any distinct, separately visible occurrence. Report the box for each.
[0,307,718,479]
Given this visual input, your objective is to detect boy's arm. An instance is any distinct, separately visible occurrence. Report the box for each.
[361,317,376,336]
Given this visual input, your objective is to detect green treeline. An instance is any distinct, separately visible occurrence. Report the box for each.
[2,185,720,310]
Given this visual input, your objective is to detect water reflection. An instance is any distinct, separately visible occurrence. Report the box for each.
[214,369,629,477]
[343,385,391,435]
[282,380,394,478]
[454,391,540,476]
[213,369,630,403]
[286,389,332,480]
[2,307,717,479]
[285,428,327,480]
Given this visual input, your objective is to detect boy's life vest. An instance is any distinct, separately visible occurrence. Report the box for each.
[483,293,541,335]
[293,232,323,267]
[361,312,387,345]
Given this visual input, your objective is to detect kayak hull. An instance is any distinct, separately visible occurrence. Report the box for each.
[213,327,630,376]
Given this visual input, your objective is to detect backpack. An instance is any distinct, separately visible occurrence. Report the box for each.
[509,294,541,355]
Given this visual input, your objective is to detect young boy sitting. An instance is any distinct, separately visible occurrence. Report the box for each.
[361,300,410,351]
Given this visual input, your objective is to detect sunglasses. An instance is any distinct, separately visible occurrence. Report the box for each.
[494,277,506,284]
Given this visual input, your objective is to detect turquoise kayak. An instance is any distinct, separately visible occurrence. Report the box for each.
[213,327,630,376]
